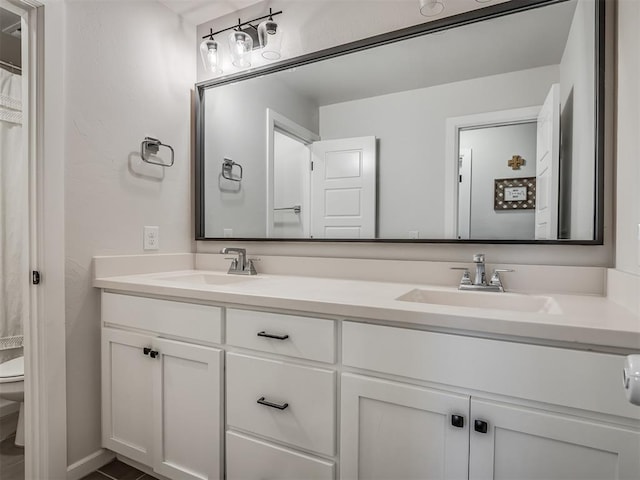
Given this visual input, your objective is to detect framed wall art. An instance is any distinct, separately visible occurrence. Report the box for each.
[494,177,536,210]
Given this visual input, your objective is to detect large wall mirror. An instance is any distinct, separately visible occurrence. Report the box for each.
[196,0,604,243]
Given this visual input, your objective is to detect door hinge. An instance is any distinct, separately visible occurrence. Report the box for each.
[311,161,314,171]
[459,175,462,183]
[32,270,41,285]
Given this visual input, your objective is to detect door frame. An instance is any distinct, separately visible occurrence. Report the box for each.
[265,109,320,237]
[444,106,541,238]
[1,0,68,477]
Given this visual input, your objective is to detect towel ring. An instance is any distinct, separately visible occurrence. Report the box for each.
[141,137,175,167]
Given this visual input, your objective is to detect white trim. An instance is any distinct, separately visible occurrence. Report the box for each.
[66,449,116,480]
[8,0,69,478]
[265,109,320,237]
[444,106,542,238]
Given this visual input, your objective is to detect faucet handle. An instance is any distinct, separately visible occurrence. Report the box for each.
[451,267,472,285]
[490,269,514,289]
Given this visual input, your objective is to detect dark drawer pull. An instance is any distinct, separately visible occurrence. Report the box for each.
[143,347,151,356]
[149,350,159,359]
[257,331,290,341]
[257,396,289,410]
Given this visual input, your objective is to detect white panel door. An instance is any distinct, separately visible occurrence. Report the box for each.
[310,136,376,238]
[469,398,640,480]
[457,148,472,239]
[535,83,560,239]
[153,338,223,480]
[340,373,470,480]
[101,329,154,465]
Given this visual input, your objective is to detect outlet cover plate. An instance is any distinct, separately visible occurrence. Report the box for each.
[144,226,159,251]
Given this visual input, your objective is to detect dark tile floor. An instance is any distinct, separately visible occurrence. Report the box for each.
[81,459,157,480]
[1,438,157,480]
[0,435,24,480]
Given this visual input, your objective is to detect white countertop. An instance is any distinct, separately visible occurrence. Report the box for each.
[94,269,640,351]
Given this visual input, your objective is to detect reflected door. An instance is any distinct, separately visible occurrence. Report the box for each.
[535,83,560,240]
[310,136,377,239]
[272,131,311,238]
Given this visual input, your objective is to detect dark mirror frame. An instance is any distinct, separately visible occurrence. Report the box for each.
[195,0,605,245]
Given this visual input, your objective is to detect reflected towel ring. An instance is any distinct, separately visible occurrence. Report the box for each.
[222,158,243,182]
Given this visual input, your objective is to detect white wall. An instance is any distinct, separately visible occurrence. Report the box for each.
[559,0,596,240]
[616,0,640,276]
[320,66,557,239]
[62,1,195,466]
[460,123,537,240]
[204,75,318,237]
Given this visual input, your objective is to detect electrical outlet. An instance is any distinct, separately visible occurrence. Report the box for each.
[223,228,233,238]
[144,226,159,251]
[409,230,419,239]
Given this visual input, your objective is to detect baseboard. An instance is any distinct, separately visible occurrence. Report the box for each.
[67,448,115,480]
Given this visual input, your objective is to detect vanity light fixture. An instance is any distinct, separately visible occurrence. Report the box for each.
[200,9,284,75]
[199,37,222,74]
[258,8,283,60]
[229,21,253,68]
[419,0,445,16]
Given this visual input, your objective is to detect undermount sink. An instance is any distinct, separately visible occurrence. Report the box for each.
[155,272,258,286]
[396,288,561,314]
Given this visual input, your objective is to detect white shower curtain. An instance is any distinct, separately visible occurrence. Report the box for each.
[0,67,26,364]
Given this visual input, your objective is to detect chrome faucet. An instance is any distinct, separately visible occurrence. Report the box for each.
[220,247,257,275]
[452,253,513,292]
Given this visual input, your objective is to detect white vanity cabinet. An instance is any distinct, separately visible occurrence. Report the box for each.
[341,321,640,480]
[341,373,470,479]
[101,293,224,480]
[225,308,337,480]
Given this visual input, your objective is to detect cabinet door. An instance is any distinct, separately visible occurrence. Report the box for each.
[152,338,223,480]
[340,374,470,480]
[102,328,154,465]
[469,398,640,480]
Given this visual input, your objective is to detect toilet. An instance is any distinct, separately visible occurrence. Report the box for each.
[0,356,24,446]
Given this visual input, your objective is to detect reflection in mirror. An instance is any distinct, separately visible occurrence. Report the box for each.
[197,0,602,242]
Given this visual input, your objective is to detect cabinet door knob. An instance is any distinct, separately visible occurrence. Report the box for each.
[451,415,465,428]
[257,396,289,410]
[474,419,488,434]
[143,347,151,356]
[257,331,290,341]
[149,350,160,359]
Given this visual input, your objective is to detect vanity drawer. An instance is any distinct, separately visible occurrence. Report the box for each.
[226,431,335,480]
[342,321,638,419]
[226,308,336,363]
[102,292,222,344]
[226,352,336,456]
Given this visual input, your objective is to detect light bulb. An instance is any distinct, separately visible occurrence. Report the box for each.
[199,38,221,74]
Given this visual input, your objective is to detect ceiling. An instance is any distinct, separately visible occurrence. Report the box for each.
[0,6,21,36]
[159,0,264,25]
[255,0,577,106]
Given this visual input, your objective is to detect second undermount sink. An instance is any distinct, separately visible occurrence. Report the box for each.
[155,272,258,286]
[396,288,561,314]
